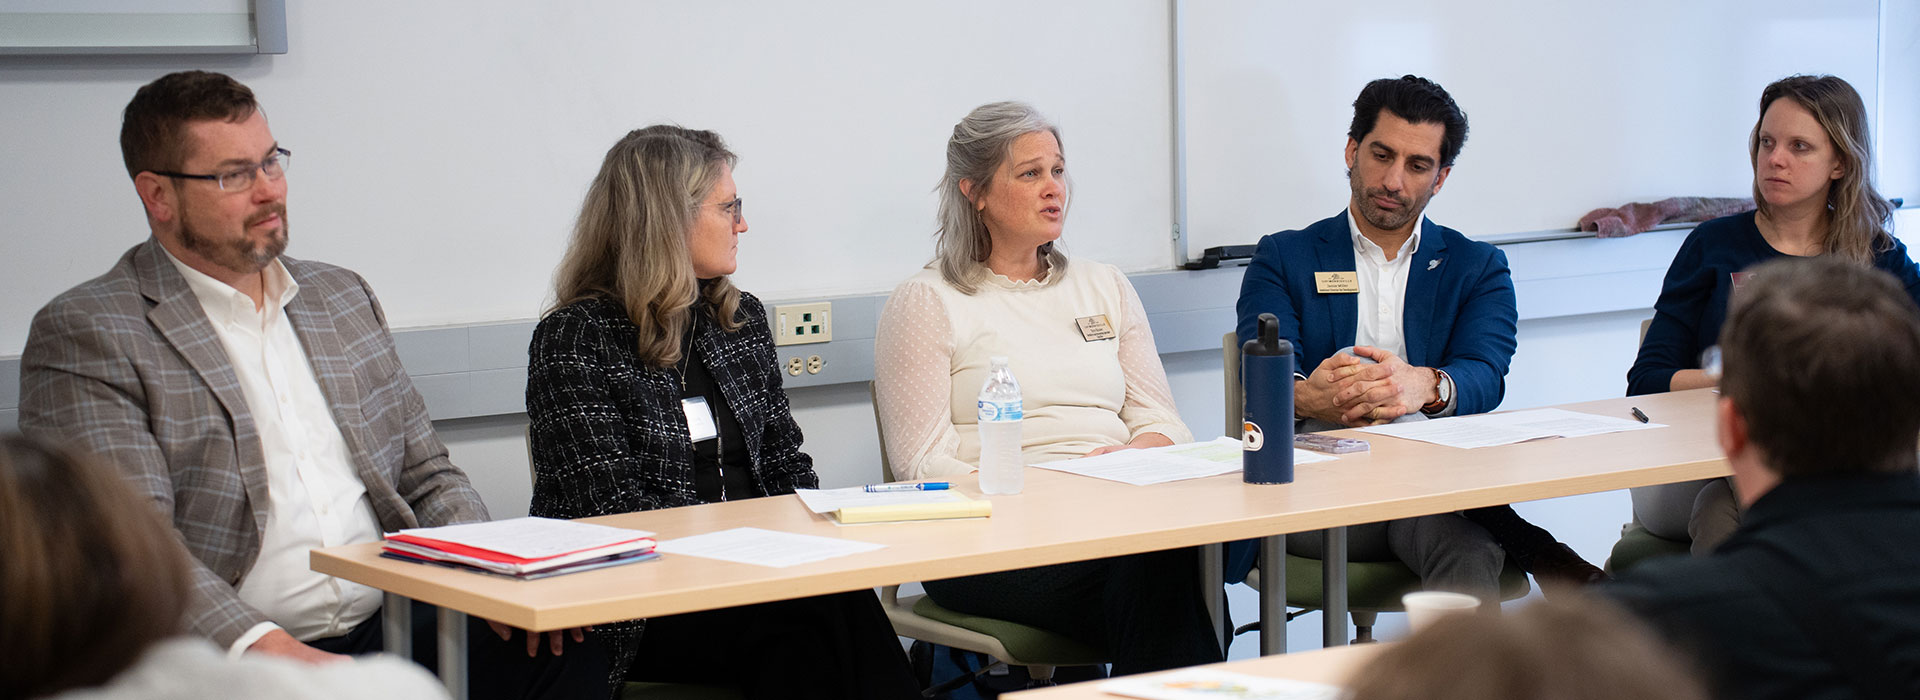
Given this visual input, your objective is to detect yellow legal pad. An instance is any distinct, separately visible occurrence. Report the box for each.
[833,498,993,524]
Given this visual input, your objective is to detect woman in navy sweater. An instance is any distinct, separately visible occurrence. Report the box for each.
[1627,75,1920,553]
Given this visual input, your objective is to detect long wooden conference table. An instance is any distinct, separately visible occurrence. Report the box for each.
[312,389,1728,698]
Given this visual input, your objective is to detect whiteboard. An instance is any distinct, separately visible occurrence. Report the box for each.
[0,0,1173,353]
[1179,0,1881,251]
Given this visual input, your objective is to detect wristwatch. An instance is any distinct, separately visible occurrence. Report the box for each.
[1420,368,1453,415]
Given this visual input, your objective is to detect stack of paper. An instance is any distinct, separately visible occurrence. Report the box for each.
[1354,407,1666,448]
[794,487,993,523]
[382,517,658,580]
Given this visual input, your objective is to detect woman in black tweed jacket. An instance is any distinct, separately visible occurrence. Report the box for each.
[526,126,917,700]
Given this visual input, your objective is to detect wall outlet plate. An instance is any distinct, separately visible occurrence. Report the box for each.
[773,302,832,346]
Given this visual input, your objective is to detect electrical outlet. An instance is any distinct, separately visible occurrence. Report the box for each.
[773,302,832,346]
[806,355,824,374]
[786,357,804,376]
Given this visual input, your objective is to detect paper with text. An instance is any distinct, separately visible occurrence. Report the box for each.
[653,527,885,568]
[1034,437,1332,486]
[1354,407,1666,448]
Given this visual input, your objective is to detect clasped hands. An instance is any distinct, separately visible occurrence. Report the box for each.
[1295,346,1437,427]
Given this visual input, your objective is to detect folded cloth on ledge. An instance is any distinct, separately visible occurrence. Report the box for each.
[1578,196,1755,238]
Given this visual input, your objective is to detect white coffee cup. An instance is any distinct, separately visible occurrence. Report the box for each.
[1401,591,1482,632]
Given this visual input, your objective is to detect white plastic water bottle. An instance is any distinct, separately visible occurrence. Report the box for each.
[976,356,1024,495]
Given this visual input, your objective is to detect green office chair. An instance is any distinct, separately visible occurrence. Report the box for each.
[867,383,1109,692]
[1221,333,1532,644]
[1604,520,1690,576]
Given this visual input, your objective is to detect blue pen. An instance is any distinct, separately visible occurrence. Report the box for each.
[865,482,951,493]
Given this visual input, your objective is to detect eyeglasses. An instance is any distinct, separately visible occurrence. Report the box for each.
[712,196,743,225]
[151,147,292,192]
[1700,345,1722,383]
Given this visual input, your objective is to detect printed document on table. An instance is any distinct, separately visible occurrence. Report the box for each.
[391,517,653,559]
[1035,436,1332,486]
[1158,435,1335,467]
[1099,668,1341,700]
[793,487,969,514]
[1354,407,1666,448]
[653,527,885,567]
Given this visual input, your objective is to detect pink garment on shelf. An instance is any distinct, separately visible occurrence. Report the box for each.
[1578,196,1755,238]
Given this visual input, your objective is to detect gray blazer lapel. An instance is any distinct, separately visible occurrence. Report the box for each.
[133,241,273,532]
[282,263,406,526]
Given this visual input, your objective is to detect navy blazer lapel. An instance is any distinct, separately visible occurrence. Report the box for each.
[1320,212,1359,348]
[1402,218,1448,366]
[133,241,273,531]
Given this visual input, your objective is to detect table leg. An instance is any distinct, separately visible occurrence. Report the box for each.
[1258,534,1286,655]
[1201,542,1226,652]
[383,592,411,659]
[1322,527,1349,647]
[439,607,469,700]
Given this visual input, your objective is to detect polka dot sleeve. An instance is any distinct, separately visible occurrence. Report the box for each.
[873,279,977,481]
[1110,266,1193,444]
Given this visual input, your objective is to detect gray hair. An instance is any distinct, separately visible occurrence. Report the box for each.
[934,101,1070,294]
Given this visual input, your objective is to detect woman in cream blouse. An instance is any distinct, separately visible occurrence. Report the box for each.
[872,102,1221,675]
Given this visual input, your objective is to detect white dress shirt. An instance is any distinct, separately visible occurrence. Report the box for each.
[1347,209,1420,359]
[163,248,384,655]
[1345,211,1454,416]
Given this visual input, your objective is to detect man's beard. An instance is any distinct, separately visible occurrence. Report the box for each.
[1348,168,1429,234]
[181,203,288,276]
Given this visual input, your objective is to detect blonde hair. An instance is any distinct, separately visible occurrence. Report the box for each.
[551,125,742,367]
[934,101,1070,294]
[1346,595,1709,700]
[1749,75,1894,266]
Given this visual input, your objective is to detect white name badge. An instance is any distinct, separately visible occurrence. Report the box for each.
[682,396,719,443]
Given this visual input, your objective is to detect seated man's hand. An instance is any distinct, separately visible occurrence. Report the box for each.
[1332,346,1437,425]
[488,620,592,657]
[247,628,350,664]
[1295,353,1374,426]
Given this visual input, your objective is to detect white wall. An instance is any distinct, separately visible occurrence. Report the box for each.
[1181,0,1881,250]
[0,0,1174,354]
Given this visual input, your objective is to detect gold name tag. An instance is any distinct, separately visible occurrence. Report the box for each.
[1075,314,1117,341]
[1315,271,1360,294]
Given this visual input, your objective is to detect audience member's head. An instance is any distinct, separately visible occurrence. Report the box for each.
[551,125,743,367]
[1748,74,1891,265]
[935,100,1070,294]
[0,434,190,699]
[1346,596,1709,700]
[1716,257,1920,501]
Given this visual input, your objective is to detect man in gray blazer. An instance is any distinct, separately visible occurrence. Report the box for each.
[20,71,600,698]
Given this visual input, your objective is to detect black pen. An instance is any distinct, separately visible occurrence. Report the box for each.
[1631,407,1650,424]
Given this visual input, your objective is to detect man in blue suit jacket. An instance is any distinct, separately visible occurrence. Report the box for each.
[1229,76,1603,599]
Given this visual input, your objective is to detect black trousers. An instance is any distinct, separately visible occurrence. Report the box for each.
[922,546,1223,676]
[625,589,921,700]
[309,600,609,700]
